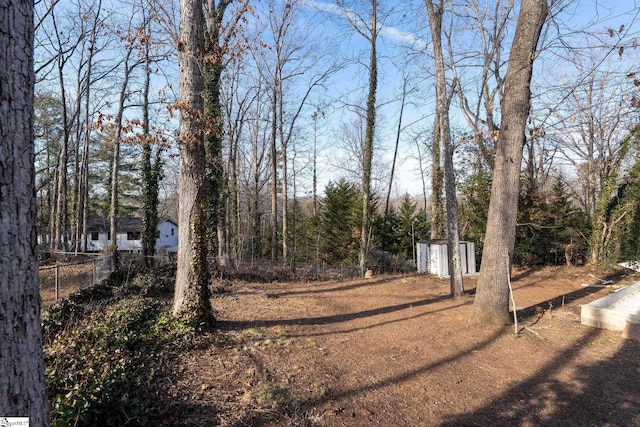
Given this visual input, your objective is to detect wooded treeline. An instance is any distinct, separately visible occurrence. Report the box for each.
[33,0,640,271]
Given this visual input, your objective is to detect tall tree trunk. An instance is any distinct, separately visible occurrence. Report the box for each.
[471,0,548,325]
[270,83,279,260]
[359,0,377,276]
[109,31,137,262]
[204,59,224,266]
[173,0,215,327]
[425,0,464,297]
[204,0,246,268]
[228,119,240,264]
[281,113,288,261]
[52,140,68,250]
[312,110,323,216]
[77,0,100,254]
[141,23,161,265]
[53,73,69,251]
[0,0,48,421]
[431,117,445,239]
[252,119,262,260]
[385,78,407,216]
[109,138,120,249]
[50,9,75,252]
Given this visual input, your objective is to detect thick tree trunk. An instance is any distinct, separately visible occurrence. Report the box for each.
[359,0,377,276]
[471,0,548,326]
[173,0,215,326]
[0,0,48,422]
[430,116,444,239]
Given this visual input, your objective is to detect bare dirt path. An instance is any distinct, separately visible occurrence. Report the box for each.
[156,267,640,426]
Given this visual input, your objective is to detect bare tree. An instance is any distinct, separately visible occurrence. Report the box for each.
[384,76,410,216]
[471,0,549,326]
[107,6,149,257]
[201,0,249,268]
[75,0,104,253]
[0,0,48,421]
[251,0,337,262]
[172,0,215,326]
[335,0,380,275]
[425,0,464,297]
[47,5,83,251]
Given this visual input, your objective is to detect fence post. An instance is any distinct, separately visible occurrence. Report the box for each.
[93,258,97,285]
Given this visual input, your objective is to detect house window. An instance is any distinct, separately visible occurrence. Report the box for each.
[127,231,141,240]
[91,232,99,241]
[171,228,174,236]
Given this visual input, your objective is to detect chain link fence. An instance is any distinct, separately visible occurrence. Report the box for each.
[39,254,117,306]
[39,251,411,306]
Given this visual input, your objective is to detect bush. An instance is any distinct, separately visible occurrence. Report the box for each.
[44,270,195,426]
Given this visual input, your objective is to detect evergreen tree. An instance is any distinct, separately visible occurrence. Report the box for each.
[319,180,362,264]
[547,178,590,265]
[458,159,492,263]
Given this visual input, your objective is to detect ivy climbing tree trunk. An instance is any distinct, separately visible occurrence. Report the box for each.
[0,0,48,422]
[359,0,378,276]
[430,117,445,239]
[203,0,227,267]
[471,0,548,326]
[141,21,162,265]
[173,0,215,327]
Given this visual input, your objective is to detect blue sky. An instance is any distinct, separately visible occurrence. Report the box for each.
[283,0,640,200]
[33,0,640,203]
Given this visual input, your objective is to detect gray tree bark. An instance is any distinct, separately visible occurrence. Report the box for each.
[173,0,215,326]
[0,0,48,422]
[471,0,549,325]
[425,0,464,297]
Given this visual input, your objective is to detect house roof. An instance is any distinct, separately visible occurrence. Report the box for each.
[87,218,177,233]
[87,218,142,233]
[159,217,177,226]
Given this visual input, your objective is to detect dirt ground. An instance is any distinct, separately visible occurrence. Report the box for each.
[40,264,640,426]
[140,266,639,427]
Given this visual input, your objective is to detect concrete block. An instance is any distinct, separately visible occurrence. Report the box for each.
[622,318,640,341]
[581,282,640,334]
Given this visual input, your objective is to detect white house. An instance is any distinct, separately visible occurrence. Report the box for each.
[86,218,178,253]
[416,239,477,277]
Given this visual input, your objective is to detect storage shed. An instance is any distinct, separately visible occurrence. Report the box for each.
[416,240,477,277]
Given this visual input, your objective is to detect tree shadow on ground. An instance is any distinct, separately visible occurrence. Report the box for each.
[221,293,453,329]
[439,328,640,426]
[511,265,545,282]
[225,326,507,427]
[285,300,471,338]
[271,276,410,297]
[514,284,611,321]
